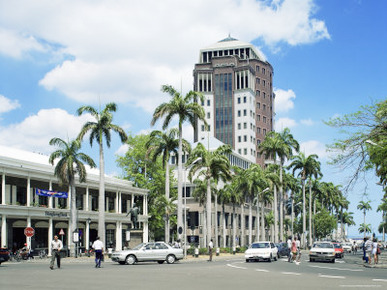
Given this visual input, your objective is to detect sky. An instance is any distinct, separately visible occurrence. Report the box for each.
[0,0,386,238]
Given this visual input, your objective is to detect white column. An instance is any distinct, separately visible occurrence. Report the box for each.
[27,176,31,207]
[67,186,71,208]
[118,192,122,214]
[115,221,122,251]
[26,217,31,248]
[85,186,89,211]
[85,221,90,251]
[1,172,5,205]
[48,217,53,256]
[48,180,53,209]
[1,215,7,247]
[11,185,16,205]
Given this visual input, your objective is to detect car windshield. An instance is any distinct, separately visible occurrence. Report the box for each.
[132,243,146,250]
[251,243,270,249]
[334,244,342,249]
[313,243,333,249]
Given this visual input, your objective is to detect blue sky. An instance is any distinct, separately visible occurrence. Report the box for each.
[0,0,386,237]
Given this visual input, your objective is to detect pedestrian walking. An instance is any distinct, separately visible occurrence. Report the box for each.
[295,236,301,264]
[50,235,63,270]
[365,237,373,265]
[287,237,292,262]
[208,239,214,262]
[92,237,104,268]
[372,238,378,264]
[291,237,297,263]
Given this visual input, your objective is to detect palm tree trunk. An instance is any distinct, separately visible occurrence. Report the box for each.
[279,162,284,242]
[232,205,236,252]
[256,201,260,242]
[273,185,278,243]
[206,178,211,248]
[70,178,77,257]
[261,203,266,240]
[98,142,106,248]
[222,204,226,247]
[241,204,245,246]
[165,162,170,243]
[248,201,253,245]
[202,204,207,248]
[215,194,218,249]
[302,179,306,249]
[177,123,183,240]
[309,181,312,247]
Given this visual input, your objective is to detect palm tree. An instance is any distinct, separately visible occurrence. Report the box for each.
[146,128,190,243]
[377,199,387,241]
[341,211,355,240]
[77,103,128,247]
[49,138,96,257]
[151,85,206,238]
[260,186,274,240]
[288,152,321,248]
[357,200,372,238]
[358,223,372,236]
[188,143,232,247]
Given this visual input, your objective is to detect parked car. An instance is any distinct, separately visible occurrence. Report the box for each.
[309,242,336,263]
[111,242,183,265]
[341,242,352,253]
[245,241,278,262]
[0,247,10,265]
[275,242,290,258]
[332,242,344,258]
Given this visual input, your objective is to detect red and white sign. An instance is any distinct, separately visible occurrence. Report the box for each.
[24,227,35,237]
[59,228,65,235]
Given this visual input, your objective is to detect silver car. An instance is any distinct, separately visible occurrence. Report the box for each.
[111,242,183,265]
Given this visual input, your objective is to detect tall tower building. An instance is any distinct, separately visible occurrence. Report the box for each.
[193,36,275,165]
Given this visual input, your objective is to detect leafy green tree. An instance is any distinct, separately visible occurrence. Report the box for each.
[151,85,206,238]
[357,200,372,238]
[187,143,232,247]
[77,103,128,247]
[49,138,96,256]
[358,223,372,236]
[116,133,174,241]
[313,209,337,240]
[146,128,190,243]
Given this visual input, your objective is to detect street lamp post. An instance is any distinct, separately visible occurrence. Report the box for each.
[183,157,202,258]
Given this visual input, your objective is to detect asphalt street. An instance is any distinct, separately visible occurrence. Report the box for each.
[0,253,386,290]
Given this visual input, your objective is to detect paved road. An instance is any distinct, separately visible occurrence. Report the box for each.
[1,254,386,290]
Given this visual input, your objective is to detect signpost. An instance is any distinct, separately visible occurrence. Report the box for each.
[24,227,35,237]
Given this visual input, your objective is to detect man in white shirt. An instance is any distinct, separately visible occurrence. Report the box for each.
[287,237,292,262]
[208,239,214,262]
[50,235,63,270]
[92,237,104,268]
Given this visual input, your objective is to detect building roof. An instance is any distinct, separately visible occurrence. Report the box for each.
[201,36,267,62]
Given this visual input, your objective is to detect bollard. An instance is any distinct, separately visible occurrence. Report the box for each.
[194,247,199,258]
[216,247,220,256]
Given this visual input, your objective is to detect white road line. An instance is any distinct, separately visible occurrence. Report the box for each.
[226,263,247,270]
[255,269,269,272]
[318,274,346,279]
[281,272,301,276]
[340,285,381,288]
[309,265,363,272]
[372,279,387,283]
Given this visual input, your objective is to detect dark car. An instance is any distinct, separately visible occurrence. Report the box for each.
[0,247,10,265]
[275,242,290,258]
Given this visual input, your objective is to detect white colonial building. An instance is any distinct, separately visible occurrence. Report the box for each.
[0,145,149,256]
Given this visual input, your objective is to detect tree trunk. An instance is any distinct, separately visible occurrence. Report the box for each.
[302,179,306,249]
[69,178,77,257]
[256,201,260,242]
[279,162,284,242]
[214,194,218,248]
[248,201,253,245]
[98,142,106,248]
[241,204,245,246]
[232,205,236,251]
[261,203,266,240]
[273,185,278,243]
[309,181,312,247]
[206,178,211,248]
[177,123,183,241]
[165,162,170,243]
[222,204,226,247]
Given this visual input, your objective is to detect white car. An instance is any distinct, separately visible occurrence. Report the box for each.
[342,242,352,253]
[111,242,183,265]
[309,242,336,263]
[245,241,278,262]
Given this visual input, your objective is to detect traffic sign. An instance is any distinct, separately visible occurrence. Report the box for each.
[24,227,35,237]
[59,228,65,235]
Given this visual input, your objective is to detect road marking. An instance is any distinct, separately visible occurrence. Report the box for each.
[339,286,381,288]
[318,274,346,279]
[372,279,387,282]
[226,263,247,270]
[281,272,301,276]
[255,269,269,272]
[309,265,363,272]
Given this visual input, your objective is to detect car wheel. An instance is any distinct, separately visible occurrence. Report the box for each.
[119,261,126,265]
[310,258,314,262]
[126,255,136,265]
[331,259,335,263]
[246,259,250,263]
[274,255,278,261]
[268,254,272,262]
[166,254,176,264]
[157,260,165,264]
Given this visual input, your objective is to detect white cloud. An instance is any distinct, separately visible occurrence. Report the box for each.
[0,0,329,113]
[115,144,128,156]
[0,27,46,59]
[0,95,20,114]
[300,140,329,159]
[300,118,314,126]
[275,117,297,131]
[274,88,296,113]
[0,108,92,153]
